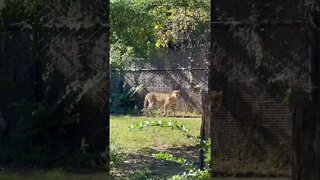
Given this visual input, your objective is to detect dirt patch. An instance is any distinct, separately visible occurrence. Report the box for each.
[111,145,198,179]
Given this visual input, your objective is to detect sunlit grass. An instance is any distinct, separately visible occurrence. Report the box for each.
[110,115,201,152]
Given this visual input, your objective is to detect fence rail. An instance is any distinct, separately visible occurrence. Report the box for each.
[111,68,207,72]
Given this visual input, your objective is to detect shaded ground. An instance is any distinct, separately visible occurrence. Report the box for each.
[111,145,199,179]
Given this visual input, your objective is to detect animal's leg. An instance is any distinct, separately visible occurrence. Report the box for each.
[148,103,154,117]
[168,103,176,117]
[143,106,147,117]
[145,107,149,117]
[163,104,167,117]
[145,103,150,117]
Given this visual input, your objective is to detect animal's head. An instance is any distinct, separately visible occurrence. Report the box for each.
[172,90,181,98]
[210,90,223,113]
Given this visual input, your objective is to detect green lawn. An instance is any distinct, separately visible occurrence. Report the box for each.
[110,115,201,152]
[110,115,202,179]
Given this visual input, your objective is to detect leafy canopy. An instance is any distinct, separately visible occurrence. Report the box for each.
[110,0,210,69]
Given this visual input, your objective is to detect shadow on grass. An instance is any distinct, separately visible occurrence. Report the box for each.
[111,145,199,179]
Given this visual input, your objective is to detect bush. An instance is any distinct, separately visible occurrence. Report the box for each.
[111,85,143,114]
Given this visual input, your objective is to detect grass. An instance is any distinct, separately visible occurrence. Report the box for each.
[110,115,201,179]
[110,115,201,152]
[0,169,107,180]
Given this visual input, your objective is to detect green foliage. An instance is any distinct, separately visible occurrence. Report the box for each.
[153,152,197,171]
[118,85,143,108]
[110,0,157,69]
[130,168,153,179]
[152,139,211,179]
[129,119,198,141]
[110,138,127,169]
[110,0,210,69]
[204,139,211,168]
[170,169,210,180]
[111,85,143,114]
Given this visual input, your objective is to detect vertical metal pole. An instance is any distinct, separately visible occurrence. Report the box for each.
[106,0,110,177]
[209,0,215,177]
[199,92,205,170]
[304,12,320,180]
[209,1,214,91]
[309,21,320,106]
[309,14,320,180]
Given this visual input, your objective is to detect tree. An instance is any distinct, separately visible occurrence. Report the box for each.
[110,0,210,70]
